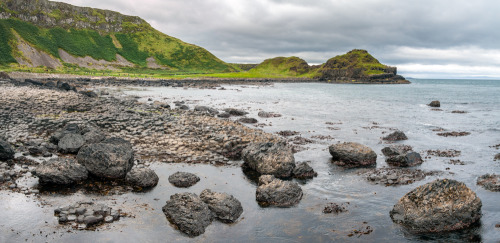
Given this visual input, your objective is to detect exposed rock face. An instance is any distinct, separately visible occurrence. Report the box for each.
[477,174,500,192]
[382,131,408,141]
[58,133,85,154]
[390,179,482,233]
[382,146,423,167]
[168,172,200,188]
[428,100,441,107]
[329,142,377,167]
[242,142,296,178]
[292,162,317,179]
[35,158,88,185]
[162,193,213,237]
[125,168,159,188]
[0,139,15,161]
[200,189,243,223]
[256,175,303,207]
[77,137,134,179]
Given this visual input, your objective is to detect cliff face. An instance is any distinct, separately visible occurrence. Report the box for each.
[0,0,145,33]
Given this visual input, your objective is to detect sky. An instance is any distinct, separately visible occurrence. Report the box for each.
[56,0,500,79]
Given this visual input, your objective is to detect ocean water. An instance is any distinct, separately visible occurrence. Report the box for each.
[1,79,499,242]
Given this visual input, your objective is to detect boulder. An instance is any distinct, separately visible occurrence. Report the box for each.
[125,167,159,188]
[0,139,15,161]
[292,162,317,179]
[35,158,88,185]
[224,108,248,116]
[217,112,231,118]
[382,131,408,141]
[58,133,85,154]
[162,193,213,237]
[386,151,423,167]
[194,106,219,115]
[256,175,303,207]
[428,100,441,107]
[83,130,106,144]
[329,142,377,167]
[168,172,200,188]
[476,174,500,191]
[238,117,258,124]
[242,142,296,178]
[77,137,134,179]
[49,123,81,144]
[390,179,482,233]
[258,111,282,118]
[494,153,500,161]
[200,189,243,223]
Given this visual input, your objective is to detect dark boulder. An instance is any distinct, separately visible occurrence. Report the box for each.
[217,112,231,118]
[162,193,213,237]
[390,179,482,233]
[256,175,303,207]
[494,153,500,161]
[428,100,441,107]
[194,106,219,115]
[168,171,200,188]
[200,189,243,223]
[477,174,500,191]
[382,131,408,141]
[35,158,88,185]
[238,117,258,124]
[329,142,377,167]
[58,133,85,154]
[258,111,282,118]
[0,139,15,161]
[224,108,248,116]
[386,152,423,167]
[125,167,159,188]
[77,137,134,179]
[79,90,98,98]
[49,123,81,144]
[292,162,317,179]
[178,105,189,110]
[242,142,296,178]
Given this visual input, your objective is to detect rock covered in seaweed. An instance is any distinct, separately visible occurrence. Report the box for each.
[329,142,377,167]
[390,179,482,233]
[382,131,408,141]
[477,174,500,192]
[242,142,296,178]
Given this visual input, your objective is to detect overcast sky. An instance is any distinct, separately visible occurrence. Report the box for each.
[57,0,500,78]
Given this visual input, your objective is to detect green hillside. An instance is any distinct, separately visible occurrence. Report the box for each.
[249,56,310,77]
[0,0,235,73]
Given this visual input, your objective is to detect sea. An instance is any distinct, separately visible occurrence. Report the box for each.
[1,79,499,242]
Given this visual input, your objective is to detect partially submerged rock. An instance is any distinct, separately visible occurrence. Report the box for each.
[35,158,88,185]
[242,142,296,178]
[238,117,258,124]
[77,137,134,179]
[168,172,200,188]
[428,100,440,107]
[0,139,15,161]
[329,142,377,167]
[256,175,303,207]
[292,162,317,179]
[390,179,482,233]
[363,168,438,186]
[125,167,159,189]
[382,146,423,167]
[382,131,408,141]
[200,189,243,223]
[437,131,471,137]
[55,202,121,230]
[477,174,500,192]
[258,111,282,118]
[495,153,500,161]
[224,108,248,116]
[162,192,213,237]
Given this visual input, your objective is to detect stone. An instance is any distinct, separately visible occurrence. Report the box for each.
[0,139,15,161]
[256,175,303,207]
[329,142,377,167]
[35,158,88,185]
[386,152,423,167]
[125,167,159,188]
[194,106,219,115]
[292,162,317,179]
[168,172,200,188]
[224,108,248,116]
[242,142,296,178]
[477,174,500,191]
[494,153,500,161]
[382,131,408,141]
[84,215,104,225]
[58,133,85,154]
[428,100,441,107]
[238,117,258,124]
[200,189,243,223]
[77,137,134,179]
[258,111,282,118]
[390,179,482,233]
[104,216,114,223]
[162,192,213,237]
[217,112,231,118]
[83,129,106,144]
[50,123,81,144]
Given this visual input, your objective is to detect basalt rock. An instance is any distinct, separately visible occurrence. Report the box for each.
[382,146,423,167]
[200,189,243,223]
[238,117,258,124]
[390,179,482,233]
[35,157,88,185]
[256,175,303,207]
[162,192,213,237]
[224,108,248,116]
[168,171,200,188]
[428,100,441,107]
[0,139,15,161]
[125,167,159,188]
[258,111,282,118]
[242,142,296,178]
[477,174,500,192]
[58,133,85,154]
[292,162,317,179]
[382,131,408,141]
[329,142,377,167]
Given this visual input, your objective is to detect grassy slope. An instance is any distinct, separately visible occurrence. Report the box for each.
[315,49,389,77]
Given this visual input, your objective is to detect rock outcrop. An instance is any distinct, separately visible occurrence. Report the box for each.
[329,142,377,167]
[390,179,482,233]
[162,193,213,237]
[256,175,303,207]
[242,142,296,178]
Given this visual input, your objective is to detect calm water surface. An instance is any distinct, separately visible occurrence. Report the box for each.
[1,79,499,242]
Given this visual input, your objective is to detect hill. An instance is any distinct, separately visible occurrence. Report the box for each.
[0,0,235,73]
[249,56,310,77]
